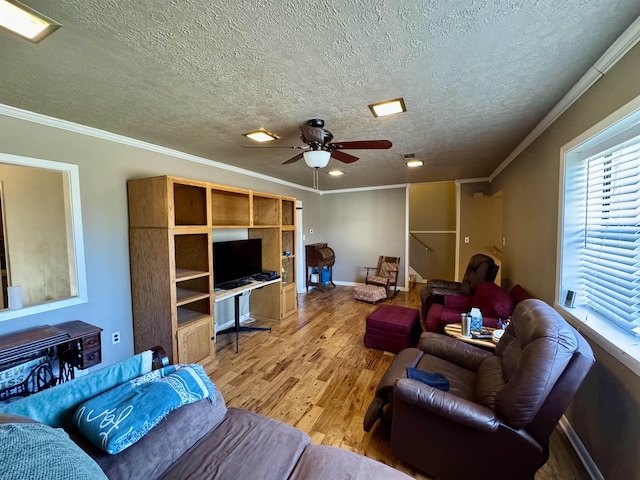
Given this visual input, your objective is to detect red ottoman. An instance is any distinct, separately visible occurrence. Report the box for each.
[365,305,421,353]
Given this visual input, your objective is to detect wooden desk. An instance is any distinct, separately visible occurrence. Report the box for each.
[214,278,280,353]
[443,323,497,350]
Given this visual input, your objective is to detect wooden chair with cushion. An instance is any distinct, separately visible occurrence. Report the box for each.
[365,256,400,298]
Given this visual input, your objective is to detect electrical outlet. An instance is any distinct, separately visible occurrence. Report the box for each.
[112,331,121,345]
[464,236,470,244]
[502,237,506,246]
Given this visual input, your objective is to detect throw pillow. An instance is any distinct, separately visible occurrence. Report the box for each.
[470,282,514,320]
[74,364,216,454]
[0,421,108,480]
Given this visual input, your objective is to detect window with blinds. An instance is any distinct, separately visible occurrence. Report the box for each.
[570,134,640,334]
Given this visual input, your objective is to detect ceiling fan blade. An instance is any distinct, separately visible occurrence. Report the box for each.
[300,125,326,144]
[282,152,305,164]
[327,140,392,150]
[331,150,359,163]
[243,145,308,149]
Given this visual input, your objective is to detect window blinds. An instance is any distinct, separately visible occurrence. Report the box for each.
[580,136,640,330]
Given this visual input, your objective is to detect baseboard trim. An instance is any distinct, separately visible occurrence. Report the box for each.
[333,281,408,292]
[558,416,603,480]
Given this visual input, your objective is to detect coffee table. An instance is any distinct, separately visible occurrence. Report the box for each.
[443,323,497,349]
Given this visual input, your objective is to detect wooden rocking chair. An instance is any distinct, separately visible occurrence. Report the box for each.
[365,256,400,298]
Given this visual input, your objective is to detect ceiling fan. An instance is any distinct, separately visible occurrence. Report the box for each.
[246,118,393,168]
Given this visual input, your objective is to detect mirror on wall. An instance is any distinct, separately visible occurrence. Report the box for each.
[0,153,87,321]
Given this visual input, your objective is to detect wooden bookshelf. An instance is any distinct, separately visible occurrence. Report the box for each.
[128,176,298,370]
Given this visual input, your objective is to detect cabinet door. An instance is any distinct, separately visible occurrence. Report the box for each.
[281,284,297,319]
[176,317,214,365]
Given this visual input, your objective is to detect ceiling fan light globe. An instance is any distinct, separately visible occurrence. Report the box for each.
[303,150,331,168]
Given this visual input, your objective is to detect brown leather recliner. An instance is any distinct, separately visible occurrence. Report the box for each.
[364,299,594,480]
[420,253,499,325]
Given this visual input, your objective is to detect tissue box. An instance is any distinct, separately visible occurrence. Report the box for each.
[470,315,483,332]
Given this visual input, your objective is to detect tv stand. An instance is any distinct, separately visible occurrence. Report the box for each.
[214,278,281,353]
[217,278,253,290]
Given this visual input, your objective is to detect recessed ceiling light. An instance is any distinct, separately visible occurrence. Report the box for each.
[0,0,61,43]
[243,129,279,142]
[406,160,424,168]
[328,170,344,176]
[368,98,406,118]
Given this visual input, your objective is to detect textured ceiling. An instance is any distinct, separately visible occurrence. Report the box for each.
[1,1,639,190]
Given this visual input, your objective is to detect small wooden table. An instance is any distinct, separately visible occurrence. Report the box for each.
[443,323,497,350]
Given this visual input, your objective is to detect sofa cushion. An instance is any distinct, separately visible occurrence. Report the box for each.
[475,356,505,409]
[289,444,413,480]
[416,353,476,402]
[73,388,227,480]
[470,282,514,320]
[159,408,310,480]
[73,364,216,454]
[0,421,108,480]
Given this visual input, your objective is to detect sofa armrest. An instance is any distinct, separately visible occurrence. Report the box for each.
[363,348,423,432]
[374,348,424,398]
[151,346,169,369]
[394,378,499,432]
[418,332,492,371]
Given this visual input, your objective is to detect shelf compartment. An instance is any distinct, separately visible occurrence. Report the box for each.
[282,256,295,285]
[211,188,250,226]
[173,182,208,226]
[174,233,210,273]
[282,230,294,255]
[175,269,209,281]
[176,276,210,306]
[282,199,295,226]
[253,195,280,226]
[177,298,211,326]
[176,289,210,306]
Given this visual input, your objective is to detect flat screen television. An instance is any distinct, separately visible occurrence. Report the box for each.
[213,238,262,289]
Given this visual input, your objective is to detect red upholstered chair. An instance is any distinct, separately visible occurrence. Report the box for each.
[420,253,499,324]
[424,282,531,333]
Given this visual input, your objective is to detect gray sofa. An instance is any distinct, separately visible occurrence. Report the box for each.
[0,349,411,480]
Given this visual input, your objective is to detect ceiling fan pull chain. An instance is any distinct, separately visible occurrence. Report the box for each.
[313,167,319,189]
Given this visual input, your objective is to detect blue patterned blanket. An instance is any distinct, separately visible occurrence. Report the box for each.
[73,364,216,454]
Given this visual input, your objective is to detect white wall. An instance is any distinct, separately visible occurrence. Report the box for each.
[320,188,406,287]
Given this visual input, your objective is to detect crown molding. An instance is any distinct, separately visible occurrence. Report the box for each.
[0,104,320,194]
[490,15,640,182]
[455,177,491,184]
[320,183,409,195]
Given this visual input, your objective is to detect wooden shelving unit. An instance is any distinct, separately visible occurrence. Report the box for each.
[280,197,297,318]
[127,176,297,369]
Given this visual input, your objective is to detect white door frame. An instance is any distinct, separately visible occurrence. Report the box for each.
[295,200,305,293]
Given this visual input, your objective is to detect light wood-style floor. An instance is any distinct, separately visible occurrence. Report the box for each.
[208,285,589,480]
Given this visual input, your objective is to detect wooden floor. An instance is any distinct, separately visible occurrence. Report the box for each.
[208,285,589,480]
